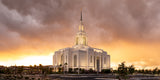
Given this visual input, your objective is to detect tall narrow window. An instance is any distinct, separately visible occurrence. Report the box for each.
[90,56,92,63]
[74,55,77,67]
[66,55,67,63]
[104,57,106,64]
[61,55,63,64]
[94,56,95,67]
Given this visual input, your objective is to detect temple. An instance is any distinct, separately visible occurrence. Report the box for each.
[53,11,110,72]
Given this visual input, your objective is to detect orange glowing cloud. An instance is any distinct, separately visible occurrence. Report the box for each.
[0,0,160,69]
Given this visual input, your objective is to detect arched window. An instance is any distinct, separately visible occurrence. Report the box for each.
[74,55,77,67]
[61,55,64,64]
[104,57,106,64]
[90,56,92,63]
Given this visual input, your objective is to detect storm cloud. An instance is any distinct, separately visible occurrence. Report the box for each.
[0,0,160,67]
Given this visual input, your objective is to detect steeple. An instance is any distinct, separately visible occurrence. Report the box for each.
[79,10,84,32]
[80,10,82,21]
[75,10,87,46]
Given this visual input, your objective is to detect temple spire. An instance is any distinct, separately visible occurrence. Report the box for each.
[76,10,87,46]
[79,9,84,32]
[80,9,82,21]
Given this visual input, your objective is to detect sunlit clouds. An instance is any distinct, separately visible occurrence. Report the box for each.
[0,55,53,66]
[0,0,160,69]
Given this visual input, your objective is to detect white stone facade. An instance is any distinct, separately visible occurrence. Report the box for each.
[53,11,110,72]
[53,46,110,72]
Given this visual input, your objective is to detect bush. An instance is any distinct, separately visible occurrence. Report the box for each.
[88,68,94,73]
[101,69,111,74]
[58,68,62,72]
[25,77,29,80]
[81,69,85,74]
[68,68,72,73]
[73,68,78,73]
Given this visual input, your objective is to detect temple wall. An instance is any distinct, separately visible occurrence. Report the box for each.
[53,47,110,72]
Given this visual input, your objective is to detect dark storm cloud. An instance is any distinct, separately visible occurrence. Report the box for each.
[85,0,160,43]
[0,0,160,51]
[0,0,81,50]
[0,0,77,38]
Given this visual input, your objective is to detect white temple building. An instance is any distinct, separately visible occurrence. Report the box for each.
[53,11,110,72]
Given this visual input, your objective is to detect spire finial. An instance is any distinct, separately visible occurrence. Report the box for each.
[80,8,82,21]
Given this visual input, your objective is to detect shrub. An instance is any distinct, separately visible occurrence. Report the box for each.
[58,68,62,72]
[88,68,94,73]
[68,68,72,73]
[101,69,111,74]
[25,77,29,80]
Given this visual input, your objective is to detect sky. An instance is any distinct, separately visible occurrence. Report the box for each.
[0,0,160,69]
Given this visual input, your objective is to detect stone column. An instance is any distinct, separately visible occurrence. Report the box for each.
[100,54,101,72]
[66,53,68,71]
[78,52,80,74]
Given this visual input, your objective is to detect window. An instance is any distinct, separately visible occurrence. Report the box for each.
[66,55,67,62]
[74,55,77,67]
[90,56,92,63]
[61,55,64,64]
[104,57,106,64]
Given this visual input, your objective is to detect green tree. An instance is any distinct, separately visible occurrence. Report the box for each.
[58,68,62,73]
[101,69,111,74]
[68,68,72,73]
[89,68,93,73]
[39,64,43,74]
[58,64,62,73]
[64,63,68,74]
[158,69,160,75]
[153,67,158,74]
[34,65,37,69]
[128,65,135,74]
[141,69,145,73]
[81,69,85,74]
[29,65,33,74]
[118,62,128,79]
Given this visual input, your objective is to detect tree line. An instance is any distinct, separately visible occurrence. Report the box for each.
[0,62,160,75]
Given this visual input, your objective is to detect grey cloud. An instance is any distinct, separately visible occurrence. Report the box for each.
[0,0,160,51]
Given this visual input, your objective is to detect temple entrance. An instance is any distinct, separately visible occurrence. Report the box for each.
[96,57,100,72]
